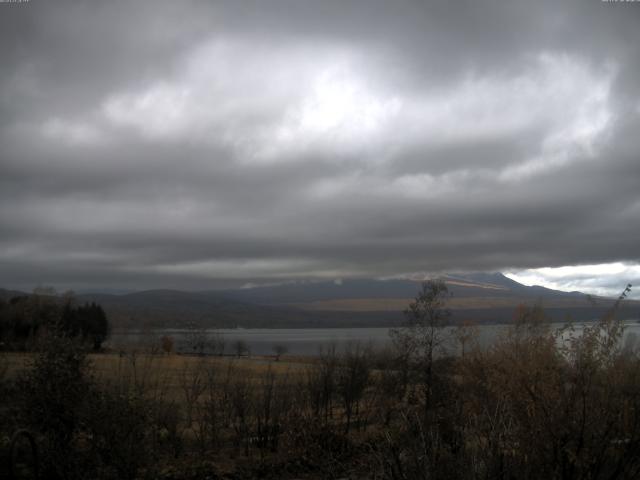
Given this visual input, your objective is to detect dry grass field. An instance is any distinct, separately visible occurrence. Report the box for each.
[289,295,604,311]
[2,350,310,385]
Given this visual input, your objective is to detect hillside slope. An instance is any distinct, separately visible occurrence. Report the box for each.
[2,274,637,328]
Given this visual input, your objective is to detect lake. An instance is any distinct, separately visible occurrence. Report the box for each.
[108,321,640,356]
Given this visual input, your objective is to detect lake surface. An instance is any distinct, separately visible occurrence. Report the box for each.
[108,321,640,356]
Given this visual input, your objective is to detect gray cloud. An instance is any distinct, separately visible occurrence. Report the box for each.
[1,0,640,294]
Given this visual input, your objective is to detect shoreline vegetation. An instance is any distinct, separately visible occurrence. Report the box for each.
[1,281,639,479]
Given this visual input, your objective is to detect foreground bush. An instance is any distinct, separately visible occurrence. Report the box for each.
[371,284,640,480]
[16,331,155,480]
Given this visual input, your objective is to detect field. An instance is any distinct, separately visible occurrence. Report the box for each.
[2,351,310,396]
[1,349,349,479]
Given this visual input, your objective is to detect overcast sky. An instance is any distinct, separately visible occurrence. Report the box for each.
[1,0,639,297]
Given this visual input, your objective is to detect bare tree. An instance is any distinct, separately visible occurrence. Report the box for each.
[160,335,174,354]
[390,278,451,413]
[453,320,478,358]
[272,344,288,361]
[186,322,210,355]
[337,342,371,433]
[233,339,249,357]
[306,344,338,423]
[179,358,207,430]
[211,331,226,356]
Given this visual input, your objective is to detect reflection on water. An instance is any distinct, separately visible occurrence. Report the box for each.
[108,321,640,356]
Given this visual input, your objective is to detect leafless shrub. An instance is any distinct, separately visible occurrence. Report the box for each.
[230,373,253,456]
[337,342,371,433]
[84,388,153,480]
[306,344,338,424]
[199,360,235,451]
[179,358,207,429]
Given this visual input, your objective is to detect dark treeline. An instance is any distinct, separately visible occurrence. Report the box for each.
[0,288,109,351]
[0,281,639,479]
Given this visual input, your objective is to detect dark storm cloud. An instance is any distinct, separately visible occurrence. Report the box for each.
[1,0,640,293]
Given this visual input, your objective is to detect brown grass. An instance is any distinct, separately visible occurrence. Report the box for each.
[2,351,309,393]
[286,296,602,311]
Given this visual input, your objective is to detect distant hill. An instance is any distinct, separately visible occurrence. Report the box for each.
[1,273,637,329]
[214,273,632,326]
[0,288,29,300]
[220,273,593,305]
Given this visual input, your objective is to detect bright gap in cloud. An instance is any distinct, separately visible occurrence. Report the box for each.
[505,263,640,299]
[284,63,401,138]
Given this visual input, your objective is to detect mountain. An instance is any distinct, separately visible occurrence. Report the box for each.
[220,273,588,305]
[0,288,28,300]
[1,274,637,329]
[75,290,293,329]
[213,273,629,326]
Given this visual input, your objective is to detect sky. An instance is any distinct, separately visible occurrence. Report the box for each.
[1,0,639,298]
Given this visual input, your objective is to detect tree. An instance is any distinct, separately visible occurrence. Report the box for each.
[1,291,110,352]
[455,284,640,479]
[186,322,210,355]
[453,320,478,358]
[337,343,370,433]
[390,278,451,412]
[234,339,249,357]
[272,344,288,361]
[160,335,174,354]
[80,303,109,351]
[19,330,91,478]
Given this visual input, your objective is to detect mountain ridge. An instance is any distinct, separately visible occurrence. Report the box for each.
[1,273,636,329]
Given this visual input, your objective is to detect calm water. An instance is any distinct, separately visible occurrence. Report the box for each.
[108,321,640,356]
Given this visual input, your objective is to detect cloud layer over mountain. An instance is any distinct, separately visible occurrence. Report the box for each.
[1,1,639,294]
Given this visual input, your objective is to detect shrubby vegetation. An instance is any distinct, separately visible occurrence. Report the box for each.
[0,281,638,479]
